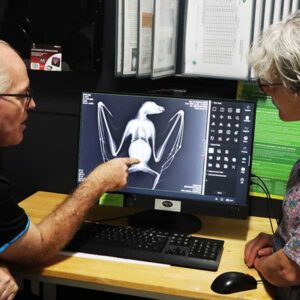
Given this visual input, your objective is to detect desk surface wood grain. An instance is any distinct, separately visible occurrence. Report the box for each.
[16,191,275,300]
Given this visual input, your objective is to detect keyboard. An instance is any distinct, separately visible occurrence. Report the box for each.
[64,222,224,271]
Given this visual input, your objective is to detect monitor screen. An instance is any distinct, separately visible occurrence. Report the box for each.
[78,92,256,230]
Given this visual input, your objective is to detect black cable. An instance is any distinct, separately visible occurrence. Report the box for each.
[251,181,275,234]
[252,174,280,226]
[252,175,272,200]
[250,174,279,234]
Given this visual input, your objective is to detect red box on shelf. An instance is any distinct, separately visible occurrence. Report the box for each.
[30,44,62,71]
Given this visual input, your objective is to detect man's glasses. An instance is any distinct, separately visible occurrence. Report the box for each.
[0,89,33,109]
[257,79,282,95]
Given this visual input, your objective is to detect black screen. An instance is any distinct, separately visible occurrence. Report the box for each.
[78,92,256,218]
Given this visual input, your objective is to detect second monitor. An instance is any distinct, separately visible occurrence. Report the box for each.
[78,92,256,232]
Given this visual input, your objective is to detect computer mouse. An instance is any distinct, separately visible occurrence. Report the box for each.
[211,271,257,294]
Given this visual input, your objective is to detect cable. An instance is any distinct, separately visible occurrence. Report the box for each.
[253,174,280,226]
[250,174,279,234]
[251,173,280,225]
[251,181,275,234]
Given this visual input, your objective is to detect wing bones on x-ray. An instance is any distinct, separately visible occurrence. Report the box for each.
[97,100,184,189]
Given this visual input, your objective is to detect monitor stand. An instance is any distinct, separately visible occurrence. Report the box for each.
[127,210,202,234]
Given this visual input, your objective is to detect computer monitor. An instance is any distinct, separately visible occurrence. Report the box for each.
[78,92,256,233]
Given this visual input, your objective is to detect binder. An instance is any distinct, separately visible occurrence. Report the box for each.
[115,0,299,80]
[272,0,283,23]
[291,0,300,13]
[122,0,138,76]
[181,0,255,80]
[115,0,123,76]
[263,0,273,32]
[137,0,154,78]
[282,0,292,19]
[151,0,179,79]
[251,0,265,79]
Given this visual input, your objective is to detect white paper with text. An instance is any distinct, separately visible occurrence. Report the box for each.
[182,0,254,80]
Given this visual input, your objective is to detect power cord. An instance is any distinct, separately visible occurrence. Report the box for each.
[250,174,279,234]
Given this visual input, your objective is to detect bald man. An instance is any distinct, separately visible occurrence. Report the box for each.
[0,41,139,299]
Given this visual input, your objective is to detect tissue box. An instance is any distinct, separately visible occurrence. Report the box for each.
[30,44,62,71]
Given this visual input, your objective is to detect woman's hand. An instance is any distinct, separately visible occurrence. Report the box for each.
[244,232,273,268]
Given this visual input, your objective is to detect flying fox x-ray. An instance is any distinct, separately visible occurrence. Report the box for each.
[78,93,208,194]
[98,100,184,189]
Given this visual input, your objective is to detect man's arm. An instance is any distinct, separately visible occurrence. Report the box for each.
[0,157,139,266]
[0,262,18,300]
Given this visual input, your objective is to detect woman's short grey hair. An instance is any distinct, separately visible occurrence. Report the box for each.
[0,40,13,93]
[249,10,300,92]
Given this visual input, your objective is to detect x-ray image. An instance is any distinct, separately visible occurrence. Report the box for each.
[78,93,209,194]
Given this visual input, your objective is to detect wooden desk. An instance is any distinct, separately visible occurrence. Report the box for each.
[14,191,274,300]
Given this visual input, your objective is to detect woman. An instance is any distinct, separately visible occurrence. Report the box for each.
[244,10,300,300]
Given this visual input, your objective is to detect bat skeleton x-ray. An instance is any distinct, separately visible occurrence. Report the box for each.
[97,100,184,189]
